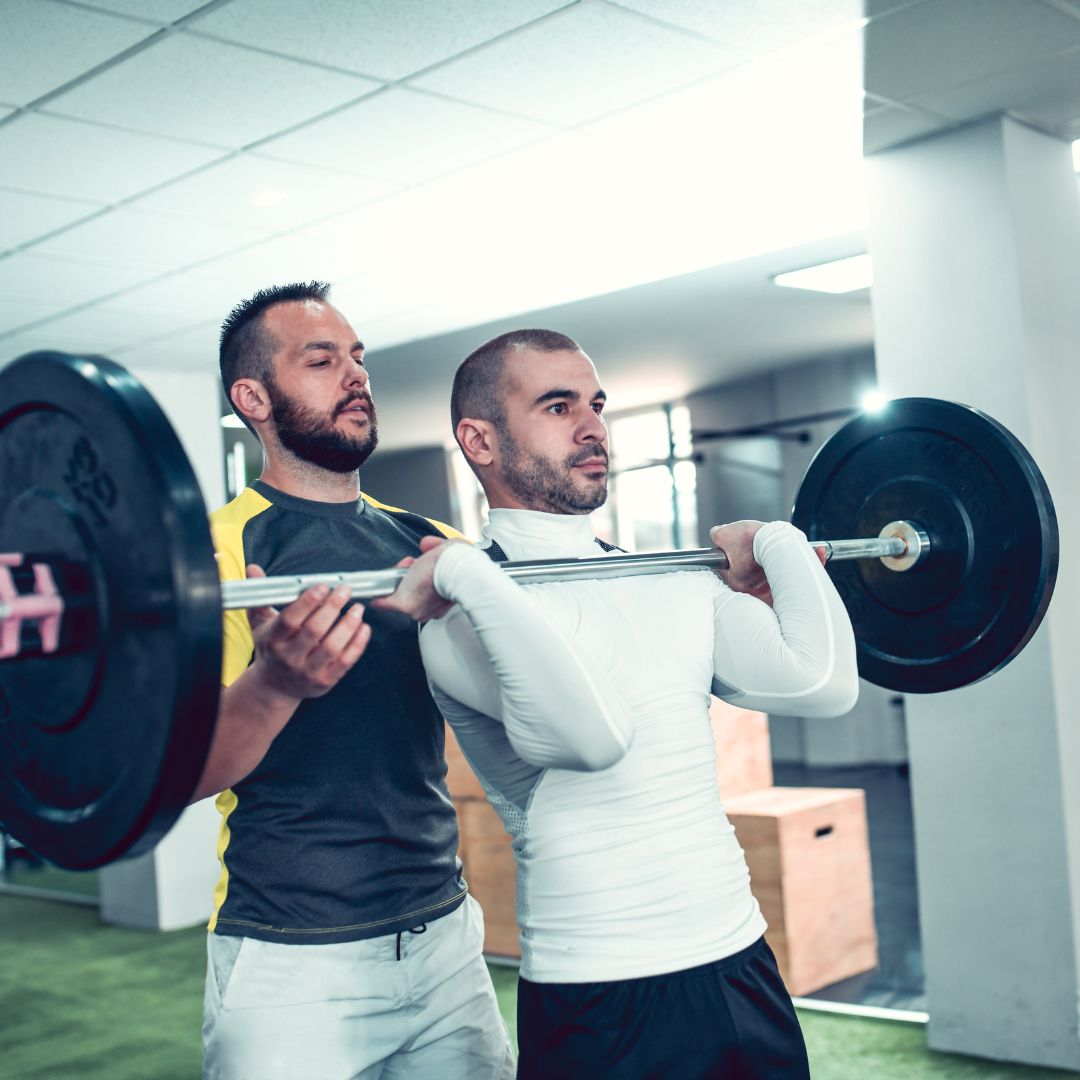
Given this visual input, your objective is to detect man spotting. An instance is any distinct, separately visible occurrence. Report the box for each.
[196,282,513,1080]
[411,329,859,1079]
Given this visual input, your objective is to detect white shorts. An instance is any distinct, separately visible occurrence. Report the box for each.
[202,895,515,1080]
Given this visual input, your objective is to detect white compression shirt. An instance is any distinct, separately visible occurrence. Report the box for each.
[420,509,858,983]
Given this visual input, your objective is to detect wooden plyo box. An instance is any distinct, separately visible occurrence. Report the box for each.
[454,796,521,959]
[708,698,772,797]
[723,786,878,996]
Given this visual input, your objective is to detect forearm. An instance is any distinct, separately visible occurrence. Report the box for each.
[422,543,633,771]
[189,668,300,802]
[712,522,859,717]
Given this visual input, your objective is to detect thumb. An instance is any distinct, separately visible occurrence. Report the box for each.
[243,563,277,627]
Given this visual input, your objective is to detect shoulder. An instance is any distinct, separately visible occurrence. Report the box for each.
[210,488,274,569]
[360,492,467,541]
[211,486,273,533]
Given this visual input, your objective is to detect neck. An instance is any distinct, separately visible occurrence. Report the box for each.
[482,480,593,516]
[483,506,599,560]
[259,451,361,502]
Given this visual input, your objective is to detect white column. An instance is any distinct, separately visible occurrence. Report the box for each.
[866,115,1080,1069]
[99,367,225,931]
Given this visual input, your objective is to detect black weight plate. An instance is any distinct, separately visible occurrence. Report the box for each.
[792,398,1057,694]
[0,352,221,869]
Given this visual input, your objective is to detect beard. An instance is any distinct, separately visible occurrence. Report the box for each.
[267,382,379,473]
[499,431,609,514]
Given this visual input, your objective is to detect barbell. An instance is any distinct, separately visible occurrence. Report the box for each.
[0,352,1059,871]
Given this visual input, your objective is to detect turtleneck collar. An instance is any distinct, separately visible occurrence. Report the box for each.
[483,508,601,561]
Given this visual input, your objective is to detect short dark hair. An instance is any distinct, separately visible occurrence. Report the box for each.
[450,328,583,438]
[219,281,332,428]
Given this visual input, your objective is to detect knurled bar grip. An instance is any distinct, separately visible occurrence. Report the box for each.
[218,533,915,611]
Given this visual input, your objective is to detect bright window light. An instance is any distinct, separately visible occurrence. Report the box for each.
[221,414,246,429]
[773,254,874,293]
[1073,139,1080,171]
[861,389,889,413]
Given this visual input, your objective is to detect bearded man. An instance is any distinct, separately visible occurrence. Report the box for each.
[412,328,859,1079]
[196,282,513,1080]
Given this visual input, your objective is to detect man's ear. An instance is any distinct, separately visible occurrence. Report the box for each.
[456,418,497,468]
[231,378,271,426]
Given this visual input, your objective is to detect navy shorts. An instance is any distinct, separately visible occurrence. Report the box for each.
[516,937,810,1079]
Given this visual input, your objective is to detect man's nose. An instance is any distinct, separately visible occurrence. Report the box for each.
[344,361,369,390]
[579,410,607,443]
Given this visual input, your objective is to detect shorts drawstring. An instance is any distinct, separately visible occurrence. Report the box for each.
[395,923,427,961]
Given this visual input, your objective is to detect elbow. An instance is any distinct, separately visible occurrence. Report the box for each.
[798,674,860,719]
[509,729,631,773]
[573,736,631,772]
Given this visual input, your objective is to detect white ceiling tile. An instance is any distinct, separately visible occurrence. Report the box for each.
[0,251,152,306]
[111,320,221,368]
[113,255,348,325]
[905,48,1080,136]
[130,153,395,230]
[581,30,863,178]
[199,224,379,287]
[410,2,745,125]
[0,0,154,106]
[607,0,864,54]
[0,188,104,253]
[863,103,952,154]
[0,113,224,202]
[0,296,78,337]
[1,332,79,365]
[33,207,266,269]
[12,301,210,353]
[193,0,575,80]
[863,0,925,16]
[46,33,380,148]
[257,87,550,184]
[865,0,1080,103]
[79,0,213,22]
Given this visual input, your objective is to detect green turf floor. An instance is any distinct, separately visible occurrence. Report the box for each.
[1,894,1077,1079]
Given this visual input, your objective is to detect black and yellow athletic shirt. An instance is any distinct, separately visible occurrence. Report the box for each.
[208,480,466,945]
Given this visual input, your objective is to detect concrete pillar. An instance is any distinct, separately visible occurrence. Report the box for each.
[866,115,1080,1069]
[99,367,225,931]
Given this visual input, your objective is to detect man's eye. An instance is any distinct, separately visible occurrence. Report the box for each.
[547,403,567,415]
[311,359,330,368]
[592,402,604,414]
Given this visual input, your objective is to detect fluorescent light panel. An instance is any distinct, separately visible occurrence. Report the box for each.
[773,254,873,294]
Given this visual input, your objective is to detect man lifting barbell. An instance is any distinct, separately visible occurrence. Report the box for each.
[389,329,857,1079]
[0,296,1059,1076]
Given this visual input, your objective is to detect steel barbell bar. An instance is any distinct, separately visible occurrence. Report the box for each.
[216,521,925,610]
[0,523,922,624]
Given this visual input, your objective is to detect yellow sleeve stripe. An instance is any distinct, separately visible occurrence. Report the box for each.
[360,491,467,541]
[207,787,239,932]
[206,488,272,931]
[210,488,273,687]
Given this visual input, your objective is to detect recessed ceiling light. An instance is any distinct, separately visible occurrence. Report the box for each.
[772,253,874,293]
[1073,139,1080,172]
[221,414,247,429]
[251,188,287,208]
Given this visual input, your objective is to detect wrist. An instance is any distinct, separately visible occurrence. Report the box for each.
[242,661,304,717]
